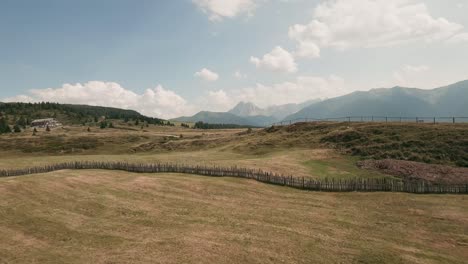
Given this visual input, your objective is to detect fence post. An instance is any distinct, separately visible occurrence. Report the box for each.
[433,117,436,124]
[453,117,456,124]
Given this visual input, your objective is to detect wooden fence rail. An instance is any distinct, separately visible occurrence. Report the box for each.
[1,161,467,194]
[271,116,468,126]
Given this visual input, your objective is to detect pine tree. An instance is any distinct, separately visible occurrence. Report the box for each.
[13,125,21,133]
[100,121,107,129]
[0,118,11,134]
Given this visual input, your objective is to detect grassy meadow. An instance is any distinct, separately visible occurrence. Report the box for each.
[0,122,467,263]
[1,170,467,264]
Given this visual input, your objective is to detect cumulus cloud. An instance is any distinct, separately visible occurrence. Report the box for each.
[233,70,247,79]
[393,64,432,87]
[201,75,347,110]
[289,0,466,56]
[295,41,320,58]
[193,0,258,21]
[447,33,468,44]
[194,68,219,81]
[2,75,355,116]
[250,46,298,73]
[3,81,194,119]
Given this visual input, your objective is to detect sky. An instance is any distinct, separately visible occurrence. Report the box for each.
[1,0,468,119]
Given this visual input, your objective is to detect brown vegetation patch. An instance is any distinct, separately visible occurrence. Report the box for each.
[357,159,468,184]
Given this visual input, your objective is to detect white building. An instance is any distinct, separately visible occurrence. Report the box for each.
[31,118,62,128]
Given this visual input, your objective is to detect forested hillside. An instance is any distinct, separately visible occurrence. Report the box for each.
[0,102,171,133]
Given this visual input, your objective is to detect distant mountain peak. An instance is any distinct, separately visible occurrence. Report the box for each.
[283,80,468,121]
[228,101,264,117]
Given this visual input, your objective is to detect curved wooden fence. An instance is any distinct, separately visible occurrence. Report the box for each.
[1,161,467,194]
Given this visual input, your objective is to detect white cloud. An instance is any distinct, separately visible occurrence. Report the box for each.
[393,64,432,87]
[447,33,468,44]
[202,75,347,110]
[194,68,219,81]
[204,90,237,111]
[3,77,347,117]
[289,0,466,56]
[250,46,298,73]
[233,70,247,79]
[3,81,194,119]
[294,41,320,58]
[193,0,258,21]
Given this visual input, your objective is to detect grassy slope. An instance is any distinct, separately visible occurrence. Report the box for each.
[0,123,392,179]
[243,122,468,167]
[319,122,468,167]
[2,121,467,180]
[0,170,467,264]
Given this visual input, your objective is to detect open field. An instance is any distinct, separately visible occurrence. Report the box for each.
[0,122,467,263]
[1,170,467,264]
[1,121,467,180]
[0,121,394,179]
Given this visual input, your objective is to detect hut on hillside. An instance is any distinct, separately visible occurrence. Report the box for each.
[31,118,62,128]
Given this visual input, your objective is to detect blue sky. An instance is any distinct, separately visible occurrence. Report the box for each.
[1,0,468,118]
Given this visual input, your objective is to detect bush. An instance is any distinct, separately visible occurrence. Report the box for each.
[100,121,107,129]
[0,118,11,134]
[13,125,21,133]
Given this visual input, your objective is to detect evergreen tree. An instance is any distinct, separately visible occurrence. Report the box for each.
[87,127,91,132]
[16,116,27,128]
[0,118,11,134]
[13,125,21,133]
[46,125,51,132]
[109,122,114,128]
[100,121,107,129]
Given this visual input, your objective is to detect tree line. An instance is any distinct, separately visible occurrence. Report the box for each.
[193,121,257,129]
[0,102,173,129]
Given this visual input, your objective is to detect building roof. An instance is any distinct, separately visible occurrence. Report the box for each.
[31,118,57,123]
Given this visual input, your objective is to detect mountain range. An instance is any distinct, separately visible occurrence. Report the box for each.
[285,80,468,120]
[173,80,468,126]
[172,100,319,127]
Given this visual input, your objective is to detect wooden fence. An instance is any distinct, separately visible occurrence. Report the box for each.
[272,116,468,126]
[1,161,467,194]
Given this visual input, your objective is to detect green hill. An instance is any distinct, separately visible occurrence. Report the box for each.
[0,102,170,127]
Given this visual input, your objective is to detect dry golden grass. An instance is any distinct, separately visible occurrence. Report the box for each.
[0,123,391,179]
[0,123,466,263]
[0,170,467,264]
